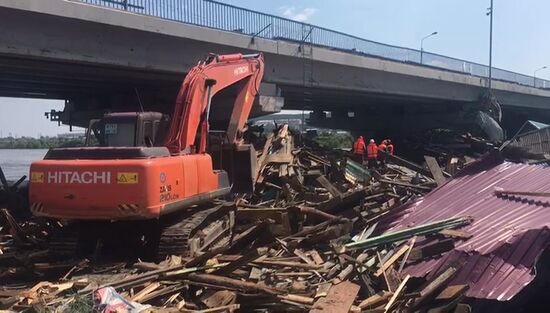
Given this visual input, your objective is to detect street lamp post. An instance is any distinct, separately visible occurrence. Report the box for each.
[487,0,493,92]
[420,31,438,64]
[534,66,547,87]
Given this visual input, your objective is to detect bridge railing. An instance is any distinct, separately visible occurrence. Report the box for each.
[77,0,550,89]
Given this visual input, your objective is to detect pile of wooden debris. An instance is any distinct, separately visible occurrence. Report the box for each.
[0,126,476,312]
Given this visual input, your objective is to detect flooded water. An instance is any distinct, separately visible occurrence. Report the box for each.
[0,149,48,181]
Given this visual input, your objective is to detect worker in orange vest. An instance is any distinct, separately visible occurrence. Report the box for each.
[352,136,366,163]
[387,139,394,155]
[378,140,388,153]
[366,139,378,169]
[378,140,388,166]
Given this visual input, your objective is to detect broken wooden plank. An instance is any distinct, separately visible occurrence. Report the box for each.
[185,220,271,268]
[192,304,240,313]
[398,236,416,273]
[278,294,315,305]
[310,281,360,313]
[334,264,354,284]
[384,274,410,312]
[273,272,314,277]
[309,250,324,265]
[138,283,187,303]
[374,244,410,277]
[263,153,294,165]
[248,267,262,280]
[299,206,340,221]
[413,266,458,307]
[299,221,353,247]
[290,281,309,293]
[253,260,322,270]
[201,290,236,308]
[424,156,446,186]
[293,249,315,265]
[379,179,433,192]
[318,187,369,213]
[435,284,469,301]
[186,273,282,296]
[315,175,343,198]
[358,291,393,309]
[377,251,392,293]
[314,282,332,298]
[439,229,472,240]
[387,268,402,293]
[131,282,160,302]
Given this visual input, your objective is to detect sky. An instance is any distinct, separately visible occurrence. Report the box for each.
[0,98,71,138]
[1,0,549,137]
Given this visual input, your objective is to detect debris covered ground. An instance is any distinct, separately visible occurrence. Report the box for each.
[1,126,549,312]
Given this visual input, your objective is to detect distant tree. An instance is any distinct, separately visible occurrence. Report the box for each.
[314,131,353,150]
[0,136,85,149]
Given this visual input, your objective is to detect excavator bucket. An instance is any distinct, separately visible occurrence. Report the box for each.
[211,143,256,194]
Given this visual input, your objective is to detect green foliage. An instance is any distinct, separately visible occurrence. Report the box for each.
[314,131,353,150]
[56,295,93,313]
[0,136,85,149]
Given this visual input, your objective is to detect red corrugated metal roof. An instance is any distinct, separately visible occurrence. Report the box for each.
[381,157,550,301]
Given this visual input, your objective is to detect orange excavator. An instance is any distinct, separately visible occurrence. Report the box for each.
[28,53,265,258]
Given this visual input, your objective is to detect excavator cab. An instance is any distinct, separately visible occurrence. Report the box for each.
[85,112,169,148]
[79,111,254,193]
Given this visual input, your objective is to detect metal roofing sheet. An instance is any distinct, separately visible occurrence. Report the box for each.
[380,157,550,301]
[528,120,550,130]
[508,127,550,155]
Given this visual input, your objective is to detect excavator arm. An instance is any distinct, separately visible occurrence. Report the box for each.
[164,53,265,154]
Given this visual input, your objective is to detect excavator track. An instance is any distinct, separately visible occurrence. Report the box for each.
[47,204,235,260]
[157,204,234,260]
[48,225,81,256]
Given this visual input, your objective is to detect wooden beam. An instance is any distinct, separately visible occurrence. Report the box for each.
[255,135,273,183]
[253,260,322,270]
[424,156,446,186]
[186,273,282,296]
[435,284,469,301]
[413,266,457,307]
[398,236,416,273]
[377,251,392,292]
[374,244,410,277]
[379,179,433,192]
[131,282,160,302]
[439,229,472,240]
[315,175,343,198]
[384,274,410,312]
[358,291,393,310]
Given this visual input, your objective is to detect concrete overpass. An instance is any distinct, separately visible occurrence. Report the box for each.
[2,0,550,137]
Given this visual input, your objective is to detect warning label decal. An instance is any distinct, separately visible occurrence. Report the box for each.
[117,172,138,184]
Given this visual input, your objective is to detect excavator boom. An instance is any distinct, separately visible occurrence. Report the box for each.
[164,53,264,154]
